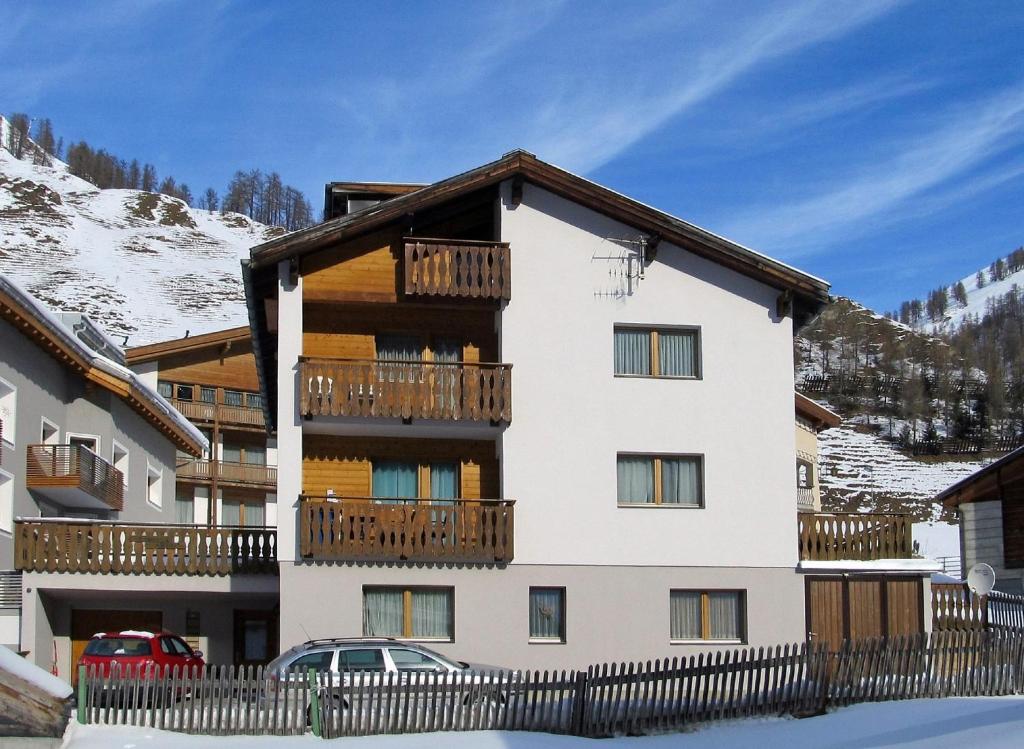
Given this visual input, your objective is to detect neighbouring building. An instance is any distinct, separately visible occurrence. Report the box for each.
[937,445,1024,595]
[243,150,842,669]
[0,275,277,680]
[795,392,841,514]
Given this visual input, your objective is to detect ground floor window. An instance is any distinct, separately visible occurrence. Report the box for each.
[363,586,453,640]
[670,590,745,642]
[529,587,566,642]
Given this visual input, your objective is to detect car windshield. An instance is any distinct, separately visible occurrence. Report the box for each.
[83,638,152,656]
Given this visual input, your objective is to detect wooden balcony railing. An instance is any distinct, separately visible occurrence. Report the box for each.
[25,444,124,511]
[14,520,277,576]
[798,512,912,561]
[404,238,510,301]
[300,358,512,423]
[170,399,265,428]
[177,459,277,488]
[299,497,514,564]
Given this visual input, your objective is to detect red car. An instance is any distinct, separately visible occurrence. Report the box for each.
[78,630,205,679]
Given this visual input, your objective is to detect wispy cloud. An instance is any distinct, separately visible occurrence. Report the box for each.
[722,82,1024,256]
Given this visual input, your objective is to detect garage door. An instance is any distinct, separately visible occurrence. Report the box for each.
[806,576,922,651]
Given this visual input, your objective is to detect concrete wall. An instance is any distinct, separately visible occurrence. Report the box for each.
[279,562,805,671]
[960,501,1024,594]
[498,182,798,568]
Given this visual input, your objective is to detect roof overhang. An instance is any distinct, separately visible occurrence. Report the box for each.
[0,278,206,456]
[937,445,1024,508]
[795,392,841,431]
[126,326,252,365]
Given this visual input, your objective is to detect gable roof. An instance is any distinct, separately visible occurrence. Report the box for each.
[0,274,207,456]
[937,446,1024,508]
[126,326,251,365]
[248,150,830,307]
[795,393,841,431]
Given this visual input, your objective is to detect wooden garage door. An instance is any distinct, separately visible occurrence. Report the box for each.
[806,576,923,650]
[70,609,162,685]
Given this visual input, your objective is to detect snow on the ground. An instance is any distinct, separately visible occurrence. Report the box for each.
[924,262,1024,335]
[0,145,281,345]
[61,696,1024,749]
[818,424,987,559]
[0,644,72,699]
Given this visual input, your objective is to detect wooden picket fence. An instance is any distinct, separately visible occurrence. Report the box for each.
[932,583,1024,632]
[78,631,1024,739]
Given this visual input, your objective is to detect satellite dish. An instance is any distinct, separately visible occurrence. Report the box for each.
[966,563,996,596]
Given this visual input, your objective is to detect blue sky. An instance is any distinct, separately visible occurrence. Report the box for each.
[3,0,1024,314]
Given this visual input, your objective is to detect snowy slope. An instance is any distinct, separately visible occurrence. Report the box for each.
[923,263,1024,334]
[0,136,283,345]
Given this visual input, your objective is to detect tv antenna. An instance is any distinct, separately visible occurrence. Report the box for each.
[591,233,659,298]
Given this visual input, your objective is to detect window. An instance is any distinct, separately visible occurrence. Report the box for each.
[0,378,16,448]
[0,469,13,535]
[617,454,702,506]
[371,460,458,503]
[291,650,335,670]
[224,390,244,407]
[614,327,699,378]
[338,648,386,672]
[363,587,453,640]
[796,459,814,489]
[112,441,129,488]
[157,381,173,399]
[199,387,216,404]
[387,648,445,672]
[175,384,194,401]
[40,418,59,445]
[670,590,745,642]
[529,587,566,642]
[147,463,162,508]
[221,496,265,527]
[175,488,194,524]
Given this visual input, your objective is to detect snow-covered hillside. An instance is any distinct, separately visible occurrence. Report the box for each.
[0,132,283,345]
[923,262,1024,334]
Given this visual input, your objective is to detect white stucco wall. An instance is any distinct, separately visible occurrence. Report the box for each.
[498,181,797,569]
[276,262,303,563]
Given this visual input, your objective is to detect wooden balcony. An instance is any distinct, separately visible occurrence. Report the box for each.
[797,487,816,512]
[177,459,277,489]
[25,445,124,511]
[299,497,514,564]
[170,399,265,429]
[404,238,510,301]
[798,512,913,561]
[300,358,512,423]
[14,520,277,576]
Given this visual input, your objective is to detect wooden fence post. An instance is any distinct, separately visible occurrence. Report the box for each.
[77,665,86,724]
[307,668,321,738]
[569,670,589,737]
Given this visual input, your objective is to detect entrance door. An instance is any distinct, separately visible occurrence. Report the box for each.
[233,610,278,667]
[71,609,162,685]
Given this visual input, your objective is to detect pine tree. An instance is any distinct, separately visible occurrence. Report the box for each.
[142,164,157,192]
[977,269,987,288]
[953,281,968,307]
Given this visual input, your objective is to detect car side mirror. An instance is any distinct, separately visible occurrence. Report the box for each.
[191,650,204,659]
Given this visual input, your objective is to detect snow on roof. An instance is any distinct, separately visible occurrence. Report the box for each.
[0,644,73,700]
[798,559,941,573]
[0,272,208,452]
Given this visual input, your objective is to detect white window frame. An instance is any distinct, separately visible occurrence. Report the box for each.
[39,417,60,445]
[146,462,163,509]
[111,440,130,489]
[65,432,101,457]
[0,467,14,535]
[0,377,16,448]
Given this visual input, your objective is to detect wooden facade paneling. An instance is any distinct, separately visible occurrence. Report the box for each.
[302,303,496,362]
[806,578,845,652]
[848,580,883,640]
[302,435,498,499]
[886,578,923,635]
[157,346,259,392]
[303,228,404,304]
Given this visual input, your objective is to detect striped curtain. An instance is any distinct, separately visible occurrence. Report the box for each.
[659,331,696,377]
[614,329,651,375]
[411,590,451,639]
[670,591,702,639]
[432,338,461,411]
[529,589,564,639]
[372,461,418,504]
[661,457,702,505]
[617,456,655,503]
[708,592,741,639]
[376,335,422,384]
[364,589,404,637]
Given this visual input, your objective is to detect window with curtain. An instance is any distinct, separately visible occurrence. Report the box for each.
[429,462,458,505]
[670,590,745,641]
[376,335,422,385]
[174,489,193,524]
[617,454,702,506]
[199,387,216,403]
[372,460,418,504]
[613,327,699,378]
[529,588,566,642]
[222,443,242,463]
[224,390,244,406]
[363,587,453,640]
[245,445,267,466]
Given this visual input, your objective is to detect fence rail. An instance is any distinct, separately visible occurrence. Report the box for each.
[299,358,511,423]
[299,497,514,563]
[78,630,1024,739]
[177,459,277,488]
[404,238,511,301]
[14,520,277,576]
[932,583,1024,632]
[170,399,265,428]
[798,512,912,561]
